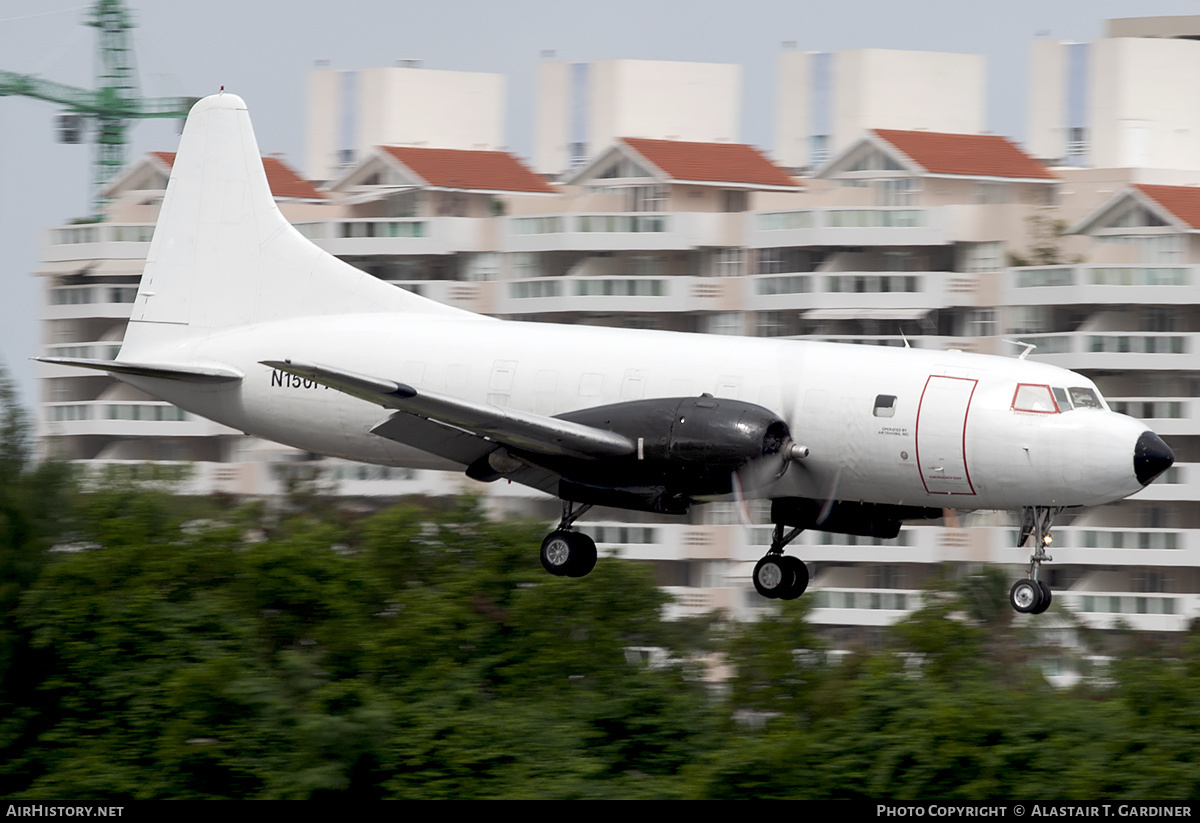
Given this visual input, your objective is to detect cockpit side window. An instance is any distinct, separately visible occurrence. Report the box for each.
[1012,383,1059,414]
[1069,387,1103,409]
[1052,387,1072,410]
[873,394,897,418]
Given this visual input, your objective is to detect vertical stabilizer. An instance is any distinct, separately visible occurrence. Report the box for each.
[121,92,463,360]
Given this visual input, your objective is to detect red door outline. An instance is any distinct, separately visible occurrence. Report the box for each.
[915,375,978,496]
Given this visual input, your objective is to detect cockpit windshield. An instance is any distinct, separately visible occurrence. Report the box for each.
[1013,384,1106,414]
[1068,387,1103,409]
[1012,384,1058,413]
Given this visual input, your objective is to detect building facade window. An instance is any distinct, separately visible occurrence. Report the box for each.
[710,248,743,278]
[878,178,918,206]
[627,185,666,212]
[961,241,1004,273]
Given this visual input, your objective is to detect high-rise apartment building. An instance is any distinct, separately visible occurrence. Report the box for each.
[775,48,986,172]
[306,64,507,183]
[534,59,741,179]
[1029,16,1200,170]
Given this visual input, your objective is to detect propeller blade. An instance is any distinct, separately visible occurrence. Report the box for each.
[816,466,843,526]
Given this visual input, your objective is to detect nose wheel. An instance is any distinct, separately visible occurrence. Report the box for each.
[1010,506,1061,614]
[1009,577,1052,614]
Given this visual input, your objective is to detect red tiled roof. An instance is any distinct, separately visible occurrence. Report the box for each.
[153,151,325,199]
[871,130,1057,180]
[621,137,798,188]
[379,146,555,194]
[1133,184,1200,229]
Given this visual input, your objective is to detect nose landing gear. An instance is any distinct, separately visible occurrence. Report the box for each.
[1009,506,1061,614]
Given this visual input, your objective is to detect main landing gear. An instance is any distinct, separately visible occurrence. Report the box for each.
[540,501,598,578]
[752,523,810,601]
[1009,506,1062,615]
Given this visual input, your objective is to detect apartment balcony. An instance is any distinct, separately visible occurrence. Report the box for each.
[503,212,743,253]
[43,285,138,320]
[1004,264,1199,306]
[483,270,958,319]
[1019,332,1195,370]
[1059,591,1200,632]
[42,401,227,438]
[42,223,155,263]
[807,588,926,627]
[296,217,489,256]
[39,342,123,376]
[747,206,948,249]
[744,270,954,315]
[1047,525,1200,566]
[1107,398,1200,437]
[494,274,731,316]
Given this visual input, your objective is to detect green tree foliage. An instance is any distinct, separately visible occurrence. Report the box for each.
[0,361,72,795]
[699,575,1200,800]
[1008,212,1080,268]
[9,488,715,799]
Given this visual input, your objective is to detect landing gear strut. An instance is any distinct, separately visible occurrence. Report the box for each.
[1009,506,1061,615]
[540,501,597,578]
[753,523,809,601]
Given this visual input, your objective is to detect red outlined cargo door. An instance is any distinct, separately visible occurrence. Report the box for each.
[915,375,978,496]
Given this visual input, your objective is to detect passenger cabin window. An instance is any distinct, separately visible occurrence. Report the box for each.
[1069,387,1103,409]
[1012,384,1058,414]
[873,394,897,418]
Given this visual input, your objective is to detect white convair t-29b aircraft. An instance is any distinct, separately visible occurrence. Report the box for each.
[42,93,1176,614]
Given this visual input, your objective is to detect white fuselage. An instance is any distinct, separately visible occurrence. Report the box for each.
[121,311,1152,511]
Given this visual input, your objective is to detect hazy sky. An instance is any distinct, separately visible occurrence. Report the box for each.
[2,0,1199,404]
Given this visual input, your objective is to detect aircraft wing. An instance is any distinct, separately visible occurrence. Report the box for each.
[261,360,636,465]
[369,413,562,495]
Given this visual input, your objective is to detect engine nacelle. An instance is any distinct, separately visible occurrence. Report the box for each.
[544,395,792,512]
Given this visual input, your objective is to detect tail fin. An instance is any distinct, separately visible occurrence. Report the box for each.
[121,92,462,360]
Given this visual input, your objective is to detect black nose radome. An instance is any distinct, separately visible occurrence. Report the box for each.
[1134,431,1175,486]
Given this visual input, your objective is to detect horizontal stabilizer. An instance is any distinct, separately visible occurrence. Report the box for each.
[264,359,635,460]
[36,357,243,383]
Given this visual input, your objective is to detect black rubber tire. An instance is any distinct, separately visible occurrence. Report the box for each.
[540,531,574,576]
[777,556,809,601]
[1009,578,1043,614]
[1031,580,1052,615]
[566,532,597,578]
[753,555,790,599]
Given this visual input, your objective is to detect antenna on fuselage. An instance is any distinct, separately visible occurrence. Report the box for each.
[1003,340,1038,360]
[899,328,910,348]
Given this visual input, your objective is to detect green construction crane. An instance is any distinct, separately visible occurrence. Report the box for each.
[0,0,196,215]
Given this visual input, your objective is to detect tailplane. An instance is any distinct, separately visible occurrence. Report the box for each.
[120,92,464,360]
